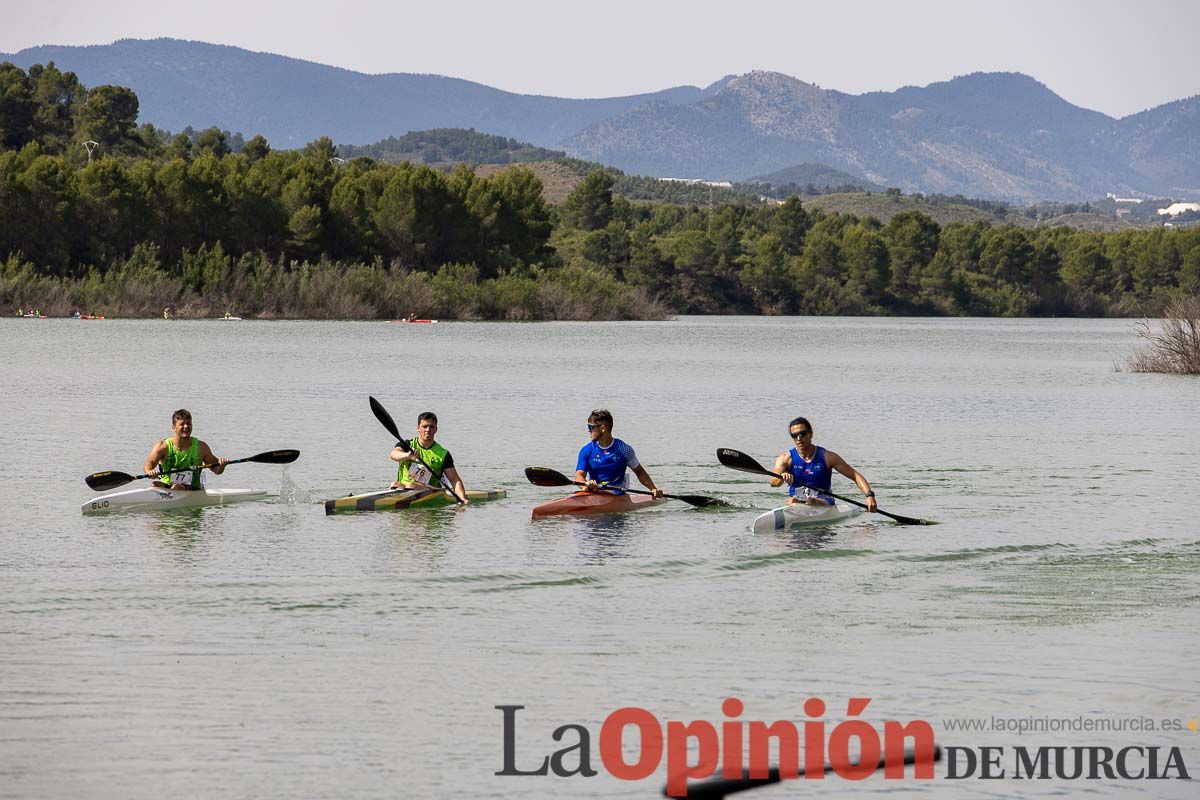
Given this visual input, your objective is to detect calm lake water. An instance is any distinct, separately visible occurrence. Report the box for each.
[1,316,1197,798]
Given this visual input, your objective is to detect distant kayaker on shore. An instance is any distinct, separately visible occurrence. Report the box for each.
[143,409,227,490]
[772,416,877,511]
[389,411,469,503]
[574,409,664,497]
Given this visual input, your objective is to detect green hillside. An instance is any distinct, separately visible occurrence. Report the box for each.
[748,163,882,193]
[339,128,564,165]
[802,192,1022,226]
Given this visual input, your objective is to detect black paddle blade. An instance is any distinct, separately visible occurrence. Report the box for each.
[245,449,300,464]
[675,494,732,508]
[886,511,937,526]
[85,470,135,491]
[525,467,573,487]
[368,395,404,444]
[677,744,942,798]
[717,448,773,476]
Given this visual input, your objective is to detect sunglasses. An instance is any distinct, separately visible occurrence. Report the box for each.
[790,429,811,439]
[587,423,599,431]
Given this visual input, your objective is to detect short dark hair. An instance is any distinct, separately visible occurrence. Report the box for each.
[417,412,438,424]
[788,416,811,433]
[589,408,614,428]
[172,409,192,424]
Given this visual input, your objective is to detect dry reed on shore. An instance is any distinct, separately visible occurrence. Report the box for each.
[1126,294,1200,375]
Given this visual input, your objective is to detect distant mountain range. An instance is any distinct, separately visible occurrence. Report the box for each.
[2,38,725,148]
[4,38,1197,202]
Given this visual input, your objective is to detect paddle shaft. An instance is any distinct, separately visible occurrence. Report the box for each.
[716,448,931,526]
[161,450,297,476]
[85,449,299,491]
[525,467,725,508]
[368,396,464,503]
[570,479,669,502]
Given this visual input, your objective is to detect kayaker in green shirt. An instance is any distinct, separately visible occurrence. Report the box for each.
[143,408,227,490]
[389,411,468,504]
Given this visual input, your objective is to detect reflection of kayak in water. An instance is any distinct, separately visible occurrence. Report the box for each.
[324,486,506,514]
[750,502,861,533]
[390,319,437,324]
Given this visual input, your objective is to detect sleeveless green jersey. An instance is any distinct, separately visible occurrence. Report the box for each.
[157,438,202,489]
[397,438,450,486]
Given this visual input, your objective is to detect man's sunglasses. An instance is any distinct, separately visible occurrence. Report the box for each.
[790,429,811,439]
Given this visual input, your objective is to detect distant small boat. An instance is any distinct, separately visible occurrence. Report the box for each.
[19,312,47,319]
[219,314,243,321]
[78,315,105,320]
[389,318,437,324]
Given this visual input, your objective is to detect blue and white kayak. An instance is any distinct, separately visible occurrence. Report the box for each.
[751,502,861,533]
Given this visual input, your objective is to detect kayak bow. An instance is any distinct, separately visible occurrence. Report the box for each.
[750,502,862,533]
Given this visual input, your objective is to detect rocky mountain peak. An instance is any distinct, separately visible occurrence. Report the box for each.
[715,71,844,139]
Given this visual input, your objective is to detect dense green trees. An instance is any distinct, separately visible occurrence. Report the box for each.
[2,62,1197,320]
[338,128,565,165]
[0,63,36,149]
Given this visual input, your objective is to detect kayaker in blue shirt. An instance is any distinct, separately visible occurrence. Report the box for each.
[772,416,878,512]
[143,408,227,490]
[574,409,664,497]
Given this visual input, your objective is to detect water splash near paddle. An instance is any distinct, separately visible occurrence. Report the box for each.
[278,468,313,505]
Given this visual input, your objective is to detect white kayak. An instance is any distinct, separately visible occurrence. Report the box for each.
[751,501,861,533]
[81,485,268,515]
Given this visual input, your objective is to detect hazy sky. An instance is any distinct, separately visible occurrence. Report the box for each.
[3,0,1197,118]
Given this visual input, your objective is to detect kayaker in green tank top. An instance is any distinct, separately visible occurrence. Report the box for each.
[143,408,228,490]
[389,411,469,504]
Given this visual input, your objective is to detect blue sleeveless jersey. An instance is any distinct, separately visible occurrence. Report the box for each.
[789,446,833,503]
[576,439,640,490]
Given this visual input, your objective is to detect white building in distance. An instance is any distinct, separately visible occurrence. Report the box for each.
[1157,202,1200,216]
[659,178,734,188]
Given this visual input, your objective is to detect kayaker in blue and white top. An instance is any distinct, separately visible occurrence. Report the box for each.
[574,409,664,497]
[772,416,878,512]
[143,408,227,490]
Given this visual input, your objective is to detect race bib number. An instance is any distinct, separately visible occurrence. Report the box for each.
[169,470,203,487]
[407,462,433,485]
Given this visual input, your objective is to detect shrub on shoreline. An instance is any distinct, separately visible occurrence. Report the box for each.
[0,252,670,321]
[1126,294,1200,375]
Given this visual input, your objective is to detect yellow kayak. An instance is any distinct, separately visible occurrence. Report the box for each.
[324,486,506,515]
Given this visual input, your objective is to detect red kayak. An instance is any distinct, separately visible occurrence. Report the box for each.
[389,319,437,324]
[531,491,666,518]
